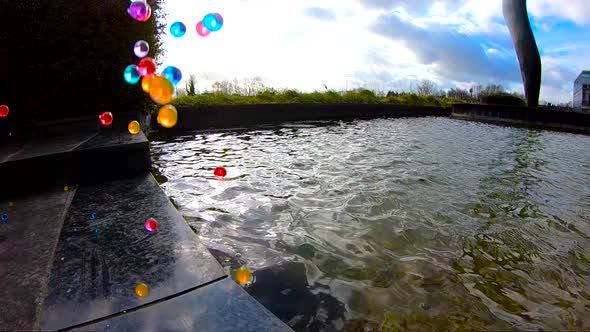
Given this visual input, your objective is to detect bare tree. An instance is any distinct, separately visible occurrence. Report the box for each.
[416,79,439,96]
[447,88,471,100]
[481,84,505,97]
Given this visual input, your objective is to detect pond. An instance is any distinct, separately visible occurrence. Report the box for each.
[150,117,590,331]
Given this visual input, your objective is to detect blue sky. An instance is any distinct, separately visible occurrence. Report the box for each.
[159,0,589,104]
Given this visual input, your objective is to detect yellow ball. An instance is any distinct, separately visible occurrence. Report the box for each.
[135,283,149,297]
[128,120,141,135]
[149,76,174,105]
[235,267,252,285]
[141,76,153,93]
[64,186,69,192]
[8,201,15,208]
[157,105,178,129]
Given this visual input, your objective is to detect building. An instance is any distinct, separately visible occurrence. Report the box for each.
[573,71,590,111]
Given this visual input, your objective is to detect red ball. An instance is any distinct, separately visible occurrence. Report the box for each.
[196,21,211,37]
[145,218,158,232]
[99,112,113,126]
[214,167,227,178]
[0,105,9,117]
[138,57,156,77]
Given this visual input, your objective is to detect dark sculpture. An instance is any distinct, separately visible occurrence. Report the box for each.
[502,0,541,107]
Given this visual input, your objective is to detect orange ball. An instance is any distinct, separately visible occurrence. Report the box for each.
[141,76,153,93]
[157,105,178,128]
[128,120,141,135]
[135,283,149,297]
[149,76,174,105]
[235,267,252,285]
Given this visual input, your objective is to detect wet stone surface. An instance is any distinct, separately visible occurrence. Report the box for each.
[40,174,226,331]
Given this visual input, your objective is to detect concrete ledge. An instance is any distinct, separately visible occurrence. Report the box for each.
[451,103,590,134]
[0,131,151,199]
[155,104,451,132]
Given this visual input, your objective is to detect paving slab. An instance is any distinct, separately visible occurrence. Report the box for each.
[0,188,76,331]
[40,174,226,331]
[71,278,292,332]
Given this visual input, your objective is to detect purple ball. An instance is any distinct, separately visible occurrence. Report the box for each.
[128,1,151,22]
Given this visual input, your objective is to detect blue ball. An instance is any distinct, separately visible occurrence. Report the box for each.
[202,13,223,32]
[1,213,7,223]
[90,212,97,220]
[170,22,186,38]
[162,66,182,86]
[124,65,140,84]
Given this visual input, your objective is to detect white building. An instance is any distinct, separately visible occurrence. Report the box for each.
[573,71,590,111]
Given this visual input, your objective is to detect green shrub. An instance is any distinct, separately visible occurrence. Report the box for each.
[481,93,526,106]
[171,89,471,108]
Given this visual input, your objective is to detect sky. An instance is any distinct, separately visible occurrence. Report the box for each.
[159,0,590,104]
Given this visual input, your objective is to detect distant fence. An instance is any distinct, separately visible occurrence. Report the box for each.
[451,103,590,134]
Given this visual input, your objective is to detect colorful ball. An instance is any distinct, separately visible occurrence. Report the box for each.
[99,112,113,126]
[170,22,186,38]
[0,105,9,117]
[128,1,151,22]
[162,66,182,86]
[157,105,178,128]
[138,57,156,78]
[149,76,174,105]
[128,120,141,135]
[145,218,158,232]
[235,267,252,285]
[203,13,223,32]
[141,76,153,93]
[214,167,227,179]
[123,65,141,84]
[135,283,149,297]
[196,21,211,37]
[133,40,149,58]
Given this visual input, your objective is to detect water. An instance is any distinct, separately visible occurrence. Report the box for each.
[150,117,590,331]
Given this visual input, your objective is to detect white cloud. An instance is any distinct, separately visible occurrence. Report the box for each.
[528,0,590,25]
[160,0,589,103]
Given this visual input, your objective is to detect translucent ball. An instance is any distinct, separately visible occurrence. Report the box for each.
[128,1,151,22]
[149,76,174,105]
[170,22,186,38]
[235,267,252,285]
[145,218,158,232]
[141,76,153,93]
[0,105,9,117]
[123,65,141,84]
[138,57,156,78]
[214,167,227,179]
[134,40,149,58]
[157,105,178,128]
[135,283,149,297]
[162,66,182,86]
[203,13,223,32]
[128,120,141,135]
[196,21,211,37]
[99,112,113,126]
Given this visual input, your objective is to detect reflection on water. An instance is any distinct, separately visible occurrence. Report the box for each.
[151,118,590,331]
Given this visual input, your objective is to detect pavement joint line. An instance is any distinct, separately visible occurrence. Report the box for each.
[58,275,229,332]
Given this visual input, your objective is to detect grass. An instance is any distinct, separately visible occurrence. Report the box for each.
[170,89,469,108]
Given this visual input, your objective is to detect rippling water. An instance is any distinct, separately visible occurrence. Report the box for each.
[151,117,590,331]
